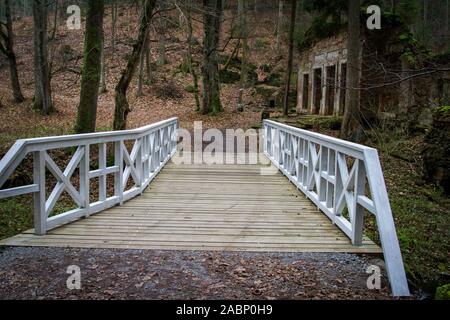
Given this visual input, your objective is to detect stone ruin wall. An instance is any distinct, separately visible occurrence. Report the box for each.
[296,31,349,116]
[295,29,443,128]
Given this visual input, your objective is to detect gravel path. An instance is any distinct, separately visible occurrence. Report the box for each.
[0,247,396,299]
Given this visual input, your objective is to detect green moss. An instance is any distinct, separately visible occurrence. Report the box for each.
[245,68,258,86]
[398,32,418,47]
[218,69,240,84]
[260,63,272,73]
[0,196,33,240]
[435,284,450,300]
[48,202,77,218]
[218,54,241,70]
[0,125,70,155]
[402,48,417,66]
[254,38,269,50]
[254,85,279,100]
[185,85,195,93]
[1,193,84,240]
[289,116,342,130]
[210,94,223,115]
[298,15,345,51]
[173,59,191,77]
[435,105,450,115]
[264,73,283,87]
[96,126,113,132]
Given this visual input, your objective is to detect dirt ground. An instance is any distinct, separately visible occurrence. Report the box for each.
[0,246,403,300]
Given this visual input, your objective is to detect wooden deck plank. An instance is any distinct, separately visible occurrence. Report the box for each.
[31,227,347,236]
[0,161,381,254]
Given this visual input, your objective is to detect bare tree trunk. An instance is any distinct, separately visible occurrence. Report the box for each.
[49,0,58,41]
[75,0,104,133]
[238,0,248,86]
[59,0,66,22]
[99,30,107,93]
[340,0,362,141]
[111,0,117,59]
[113,0,157,130]
[157,34,165,65]
[47,1,59,83]
[32,0,53,114]
[391,0,396,13]
[295,0,303,36]
[145,29,153,84]
[157,3,166,66]
[237,0,248,111]
[201,0,223,115]
[136,30,149,97]
[0,0,25,102]
[186,2,200,111]
[423,0,427,25]
[398,55,413,121]
[447,0,449,34]
[282,0,297,116]
[222,38,240,72]
[276,0,283,54]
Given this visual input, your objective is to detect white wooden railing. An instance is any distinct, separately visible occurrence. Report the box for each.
[0,117,178,235]
[263,119,410,296]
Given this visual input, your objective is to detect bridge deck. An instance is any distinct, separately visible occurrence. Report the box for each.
[0,161,381,253]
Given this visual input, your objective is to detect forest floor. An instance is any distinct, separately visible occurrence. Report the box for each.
[0,7,279,153]
[0,247,399,300]
[0,6,448,299]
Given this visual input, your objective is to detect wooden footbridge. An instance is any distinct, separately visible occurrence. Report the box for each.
[0,118,410,296]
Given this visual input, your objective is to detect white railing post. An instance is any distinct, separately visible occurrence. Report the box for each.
[264,125,268,156]
[278,130,283,165]
[114,140,124,205]
[319,146,327,203]
[334,152,343,220]
[163,127,167,159]
[98,143,107,202]
[142,135,149,183]
[174,122,179,152]
[136,138,143,190]
[352,159,365,245]
[306,142,314,192]
[159,128,164,163]
[80,145,90,217]
[33,151,46,235]
[327,149,336,209]
[363,148,410,296]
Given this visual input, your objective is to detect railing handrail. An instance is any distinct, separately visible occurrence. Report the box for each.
[14,117,178,145]
[0,117,179,236]
[0,118,178,188]
[263,119,373,159]
[263,119,410,297]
